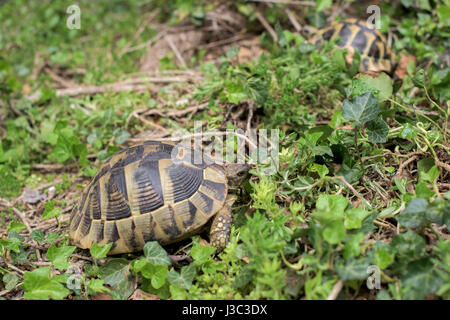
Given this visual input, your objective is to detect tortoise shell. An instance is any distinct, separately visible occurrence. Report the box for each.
[309,18,394,73]
[69,141,228,255]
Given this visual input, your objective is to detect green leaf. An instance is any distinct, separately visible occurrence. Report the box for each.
[6,221,26,233]
[401,258,442,299]
[313,194,349,224]
[343,232,365,259]
[99,259,130,287]
[415,182,435,200]
[30,229,45,243]
[400,123,416,139]
[99,259,134,300]
[412,69,426,87]
[0,237,22,254]
[336,257,371,280]
[42,201,60,220]
[244,76,268,104]
[166,264,196,289]
[437,5,450,26]
[169,285,187,300]
[351,77,379,98]
[87,278,111,295]
[309,163,329,179]
[2,273,19,290]
[342,92,380,126]
[396,198,428,228]
[225,46,239,58]
[140,263,168,289]
[420,165,439,183]
[113,129,130,145]
[190,243,216,266]
[344,208,370,229]
[143,241,172,266]
[358,73,393,101]
[323,220,346,244]
[89,242,113,259]
[46,244,76,270]
[23,267,70,300]
[366,117,389,143]
[374,248,395,270]
[391,230,426,261]
[225,81,247,104]
[376,290,392,300]
[316,0,332,12]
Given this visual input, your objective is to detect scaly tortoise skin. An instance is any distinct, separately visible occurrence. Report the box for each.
[309,18,394,73]
[69,141,248,255]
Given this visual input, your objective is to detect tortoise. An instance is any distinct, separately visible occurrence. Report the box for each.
[308,18,395,74]
[68,141,249,255]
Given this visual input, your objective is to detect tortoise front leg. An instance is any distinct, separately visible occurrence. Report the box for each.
[209,195,236,251]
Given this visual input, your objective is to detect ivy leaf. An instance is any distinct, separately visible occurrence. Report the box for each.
[336,257,371,280]
[401,258,442,299]
[6,221,26,233]
[366,117,389,143]
[2,273,19,290]
[140,264,168,289]
[313,194,349,224]
[244,76,268,104]
[143,241,172,266]
[309,163,329,179]
[391,230,426,261]
[224,81,247,104]
[23,267,70,300]
[342,92,380,126]
[87,278,111,295]
[30,229,45,243]
[46,244,76,270]
[0,236,22,254]
[169,285,187,300]
[166,263,196,289]
[343,232,365,259]
[190,243,216,266]
[400,123,416,139]
[374,248,395,270]
[323,220,346,244]
[412,69,426,87]
[42,200,60,220]
[344,208,370,229]
[99,258,134,300]
[396,198,428,228]
[415,182,435,200]
[100,258,130,287]
[89,242,113,260]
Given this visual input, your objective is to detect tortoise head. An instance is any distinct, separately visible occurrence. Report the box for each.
[223,163,251,188]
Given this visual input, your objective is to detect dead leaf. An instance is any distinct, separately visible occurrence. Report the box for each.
[22,83,31,95]
[129,289,160,300]
[198,237,210,246]
[91,293,114,300]
[395,54,417,80]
